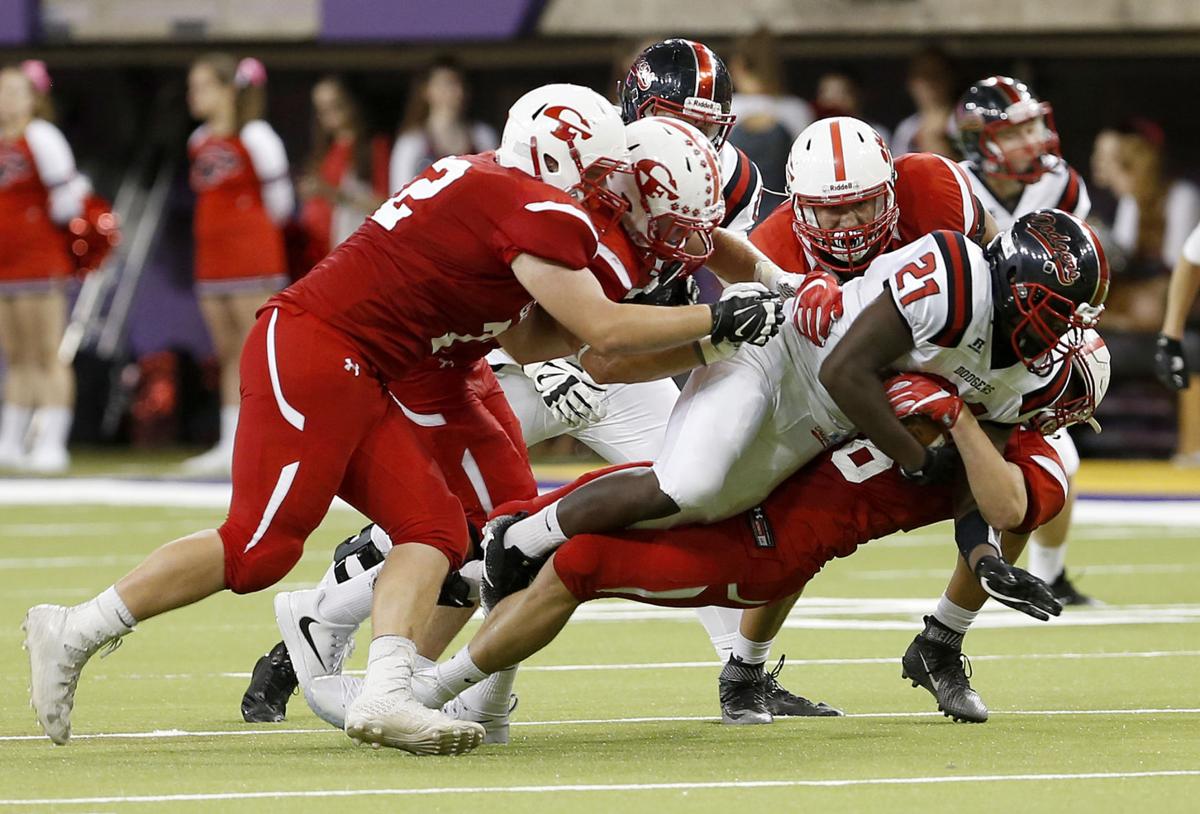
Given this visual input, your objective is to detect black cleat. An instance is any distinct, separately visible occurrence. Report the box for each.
[480,513,546,611]
[1050,569,1100,606]
[763,656,844,717]
[718,658,772,725]
[241,641,298,723]
[901,617,988,723]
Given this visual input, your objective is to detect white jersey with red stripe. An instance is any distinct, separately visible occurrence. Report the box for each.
[650,227,1066,526]
[788,230,1071,433]
[961,159,1090,230]
[718,140,763,235]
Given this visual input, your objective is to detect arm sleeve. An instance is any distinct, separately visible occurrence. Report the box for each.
[1005,430,1069,534]
[26,119,88,224]
[240,120,294,224]
[1056,166,1091,221]
[895,153,983,242]
[389,132,424,192]
[492,199,599,270]
[885,230,980,350]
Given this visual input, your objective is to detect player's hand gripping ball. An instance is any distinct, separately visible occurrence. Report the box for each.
[884,373,963,447]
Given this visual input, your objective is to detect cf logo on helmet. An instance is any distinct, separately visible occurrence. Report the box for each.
[542,105,593,143]
[634,159,679,201]
[1025,212,1079,286]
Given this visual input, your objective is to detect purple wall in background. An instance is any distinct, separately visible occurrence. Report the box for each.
[0,0,35,44]
[321,0,541,41]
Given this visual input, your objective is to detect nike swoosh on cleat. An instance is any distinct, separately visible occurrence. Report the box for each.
[919,652,940,693]
[298,616,327,671]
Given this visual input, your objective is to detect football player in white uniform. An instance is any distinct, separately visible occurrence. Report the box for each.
[953,75,1096,605]
[487,208,1109,601]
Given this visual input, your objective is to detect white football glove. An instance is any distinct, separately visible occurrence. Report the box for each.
[523,358,607,429]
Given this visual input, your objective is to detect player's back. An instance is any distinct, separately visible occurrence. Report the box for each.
[272,153,597,381]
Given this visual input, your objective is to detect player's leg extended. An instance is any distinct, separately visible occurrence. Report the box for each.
[488,357,772,603]
[24,308,372,744]
[335,405,485,754]
[902,530,1029,724]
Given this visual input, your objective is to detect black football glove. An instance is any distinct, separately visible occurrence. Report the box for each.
[975,555,1063,621]
[709,283,784,347]
[1155,334,1190,391]
[900,444,960,486]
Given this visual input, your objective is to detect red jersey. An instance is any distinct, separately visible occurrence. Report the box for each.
[0,126,72,282]
[189,125,286,281]
[750,152,985,279]
[298,135,391,265]
[271,153,599,382]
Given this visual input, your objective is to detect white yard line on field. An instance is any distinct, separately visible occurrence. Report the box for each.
[2,708,1198,743]
[2,770,1199,805]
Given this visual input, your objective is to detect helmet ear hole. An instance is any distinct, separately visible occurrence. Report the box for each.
[543,155,560,173]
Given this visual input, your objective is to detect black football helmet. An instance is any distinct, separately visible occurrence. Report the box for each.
[955,76,1061,183]
[619,38,736,148]
[988,209,1109,373]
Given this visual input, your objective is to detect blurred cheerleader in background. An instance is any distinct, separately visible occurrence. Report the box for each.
[184,54,293,474]
[0,60,91,472]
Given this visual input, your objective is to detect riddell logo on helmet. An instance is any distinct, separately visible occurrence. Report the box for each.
[1024,212,1079,286]
[635,159,680,201]
[822,181,859,193]
[542,106,593,143]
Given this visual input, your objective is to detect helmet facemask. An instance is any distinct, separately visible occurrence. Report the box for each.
[1007,281,1102,374]
[980,102,1061,183]
[1030,330,1109,434]
[527,134,632,235]
[791,183,899,275]
[635,95,736,149]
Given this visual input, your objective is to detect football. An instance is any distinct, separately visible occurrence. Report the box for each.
[902,414,949,448]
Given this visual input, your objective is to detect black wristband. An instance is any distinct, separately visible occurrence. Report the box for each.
[955,510,997,562]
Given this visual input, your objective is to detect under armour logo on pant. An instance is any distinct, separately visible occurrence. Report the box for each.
[344,358,360,377]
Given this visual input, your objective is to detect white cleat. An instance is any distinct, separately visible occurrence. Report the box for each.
[274,590,356,690]
[306,675,363,730]
[22,604,114,745]
[443,694,517,745]
[23,446,69,475]
[180,445,232,475]
[344,655,483,756]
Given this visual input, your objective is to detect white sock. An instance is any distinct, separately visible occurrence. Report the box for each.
[693,606,742,661]
[30,406,71,453]
[504,504,567,557]
[1027,542,1068,583]
[731,633,773,666]
[933,593,979,636]
[219,405,239,450]
[364,635,415,690]
[0,404,32,453]
[316,563,380,626]
[69,586,135,651]
[458,665,518,716]
[414,646,488,708]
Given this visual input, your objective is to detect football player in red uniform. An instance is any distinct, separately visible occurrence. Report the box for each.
[303,358,1104,731]
[22,84,784,755]
[239,115,735,727]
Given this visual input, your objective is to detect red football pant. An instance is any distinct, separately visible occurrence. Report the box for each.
[390,362,536,530]
[496,464,818,609]
[218,308,468,594]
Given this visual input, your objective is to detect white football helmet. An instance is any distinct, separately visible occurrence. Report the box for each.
[610,116,725,266]
[497,83,630,223]
[786,116,899,274]
[1032,328,1111,435]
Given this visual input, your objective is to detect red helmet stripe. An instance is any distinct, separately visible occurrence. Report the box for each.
[690,41,715,101]
[830,119,846,182]
[995,76,1023,104]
